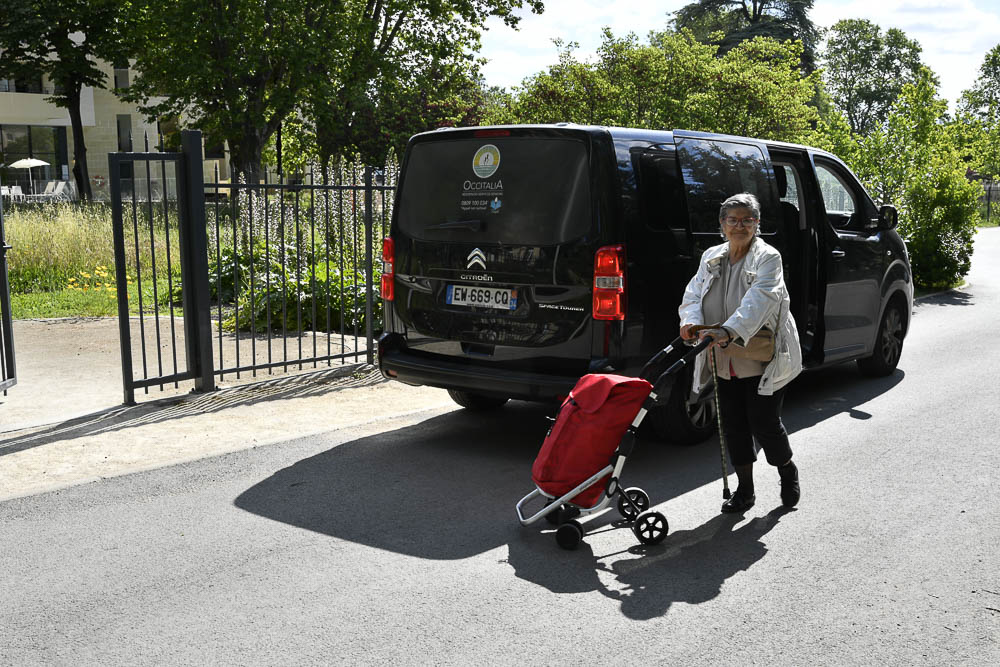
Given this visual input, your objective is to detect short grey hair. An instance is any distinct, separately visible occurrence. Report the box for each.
[719,193,761,221]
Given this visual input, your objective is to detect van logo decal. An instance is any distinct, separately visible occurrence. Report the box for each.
[473,144,500,178]
[466,248,487,270]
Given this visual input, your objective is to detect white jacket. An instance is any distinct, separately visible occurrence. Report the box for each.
[678,238,802,396]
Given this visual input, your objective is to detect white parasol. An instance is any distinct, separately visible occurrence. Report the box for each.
[8,157,49,194]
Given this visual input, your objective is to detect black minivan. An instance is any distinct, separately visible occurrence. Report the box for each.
[378,125,912,444]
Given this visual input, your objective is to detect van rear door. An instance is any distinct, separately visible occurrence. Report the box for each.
[389,128,603,372]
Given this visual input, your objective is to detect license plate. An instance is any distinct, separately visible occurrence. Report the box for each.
[446,284,518,310]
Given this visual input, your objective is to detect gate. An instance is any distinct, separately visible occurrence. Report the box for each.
[110,130,394,404]
[0,182,15,393]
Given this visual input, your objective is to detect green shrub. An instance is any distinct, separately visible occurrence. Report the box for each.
[207,238,382,333]
[900,155,981,288]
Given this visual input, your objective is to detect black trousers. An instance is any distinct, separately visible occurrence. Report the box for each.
[717,375,792,467]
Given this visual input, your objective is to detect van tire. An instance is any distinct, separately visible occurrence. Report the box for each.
[857,302,904,377]
[447,389,509,410]
[645,371,715,446]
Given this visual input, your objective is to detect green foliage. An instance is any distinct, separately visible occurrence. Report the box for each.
[822,19,928,136]
[500,29,818,143]
[901,153,980,288]
[832,68,981,289]
[671,0,821,73]
[123,0,544,176]
[958,45,1000,180]
[306,0,543,166]
[122,0,329,180]
[207,238,381,334]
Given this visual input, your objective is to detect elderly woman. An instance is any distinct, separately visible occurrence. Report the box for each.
[678,193,802,513]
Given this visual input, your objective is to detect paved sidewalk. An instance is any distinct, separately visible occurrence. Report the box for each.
[0,318,454,501]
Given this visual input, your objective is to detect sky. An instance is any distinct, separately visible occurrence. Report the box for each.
[478,0,1000,109]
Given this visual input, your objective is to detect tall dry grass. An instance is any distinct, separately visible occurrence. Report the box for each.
[3,203,179,293]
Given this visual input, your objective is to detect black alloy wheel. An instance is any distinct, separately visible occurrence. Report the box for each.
[858,302,905,377]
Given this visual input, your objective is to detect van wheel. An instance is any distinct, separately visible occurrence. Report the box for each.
[645,370,715,446]
[447,389,509,410]
[858,302,904,377]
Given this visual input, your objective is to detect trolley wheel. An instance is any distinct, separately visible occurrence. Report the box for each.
[543,502,581,525]
[555,520,584,550]
[632,511,669,545]
[616,487,650,521]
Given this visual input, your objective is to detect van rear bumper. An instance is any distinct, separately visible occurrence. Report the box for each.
[378,334,578,401]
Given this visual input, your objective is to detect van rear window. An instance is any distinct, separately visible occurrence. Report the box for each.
[397,137,592,245]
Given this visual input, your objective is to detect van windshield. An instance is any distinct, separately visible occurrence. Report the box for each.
[397,136,592,245]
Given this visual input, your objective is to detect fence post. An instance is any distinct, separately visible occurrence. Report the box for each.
[364,165,374,365]
[109,153,136,404]
[179,130,215,392]
[0,172,16,393]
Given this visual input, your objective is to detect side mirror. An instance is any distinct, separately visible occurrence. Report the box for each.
[878,204,898,230]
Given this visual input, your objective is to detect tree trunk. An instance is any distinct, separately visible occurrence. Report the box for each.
[66,87,93,201]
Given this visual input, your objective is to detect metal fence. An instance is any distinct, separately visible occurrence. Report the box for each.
[0,181,15,393]
[110,130,395,404]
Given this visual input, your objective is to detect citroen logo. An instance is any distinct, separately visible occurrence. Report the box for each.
[466,248,486,270]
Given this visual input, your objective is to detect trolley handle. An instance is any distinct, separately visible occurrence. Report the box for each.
[638,335,687,381]
[650,335,715,395]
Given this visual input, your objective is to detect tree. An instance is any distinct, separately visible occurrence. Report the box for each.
[122,0,339,181]
[958,44,1000,183]
[822,19,928,136]
[959,43,1000,120]
[303,0,542,170]
[0,0,123,200]
[502,28,818,144]
[672,0,820,73]
[845,68,980,288]
[124,0,542,178]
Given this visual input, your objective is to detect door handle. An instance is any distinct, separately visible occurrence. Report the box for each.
[831,249,846,259]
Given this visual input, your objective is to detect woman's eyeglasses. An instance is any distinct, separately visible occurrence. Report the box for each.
[722,216,758,227]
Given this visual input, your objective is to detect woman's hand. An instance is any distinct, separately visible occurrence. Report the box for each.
[680,323,696,340]
[698,327,730,349]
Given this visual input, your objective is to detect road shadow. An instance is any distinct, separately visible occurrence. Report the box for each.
[781,364,904,433]
[235,403,731,560]
[232,362,903,595]
[505,508,789,620]
[914,289,974,309]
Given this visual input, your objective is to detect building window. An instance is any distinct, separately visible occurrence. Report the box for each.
[114,67,130,89]
[117,115,134,179]
[14,73,43,94]
[117,115,133,152]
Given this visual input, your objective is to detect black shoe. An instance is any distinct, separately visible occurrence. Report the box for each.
[779,461,800,508]
[721,489,755,514]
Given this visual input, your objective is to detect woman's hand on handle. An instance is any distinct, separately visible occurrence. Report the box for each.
[698,327,730,349]
[680,323,696,341]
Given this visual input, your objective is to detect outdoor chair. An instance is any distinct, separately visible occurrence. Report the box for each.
[50,181,70,201]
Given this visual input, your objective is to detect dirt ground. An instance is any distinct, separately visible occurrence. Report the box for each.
[0,317,454,500]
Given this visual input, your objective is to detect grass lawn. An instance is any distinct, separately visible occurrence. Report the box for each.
[11,276,180,319]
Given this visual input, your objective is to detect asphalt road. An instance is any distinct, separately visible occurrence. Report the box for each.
[3,230,999,665]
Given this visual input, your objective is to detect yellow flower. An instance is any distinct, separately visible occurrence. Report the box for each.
[81,272,91,278]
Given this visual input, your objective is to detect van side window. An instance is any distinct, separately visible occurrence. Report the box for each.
[635,148,688,232]
[676,138,778,234]
[775,164,801,208]
[814,162,858,229]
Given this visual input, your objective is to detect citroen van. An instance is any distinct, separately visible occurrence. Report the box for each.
[377,125,912,444]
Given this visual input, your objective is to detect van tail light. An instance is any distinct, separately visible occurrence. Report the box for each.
[593,244,626,320]
[381,237,395,301]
